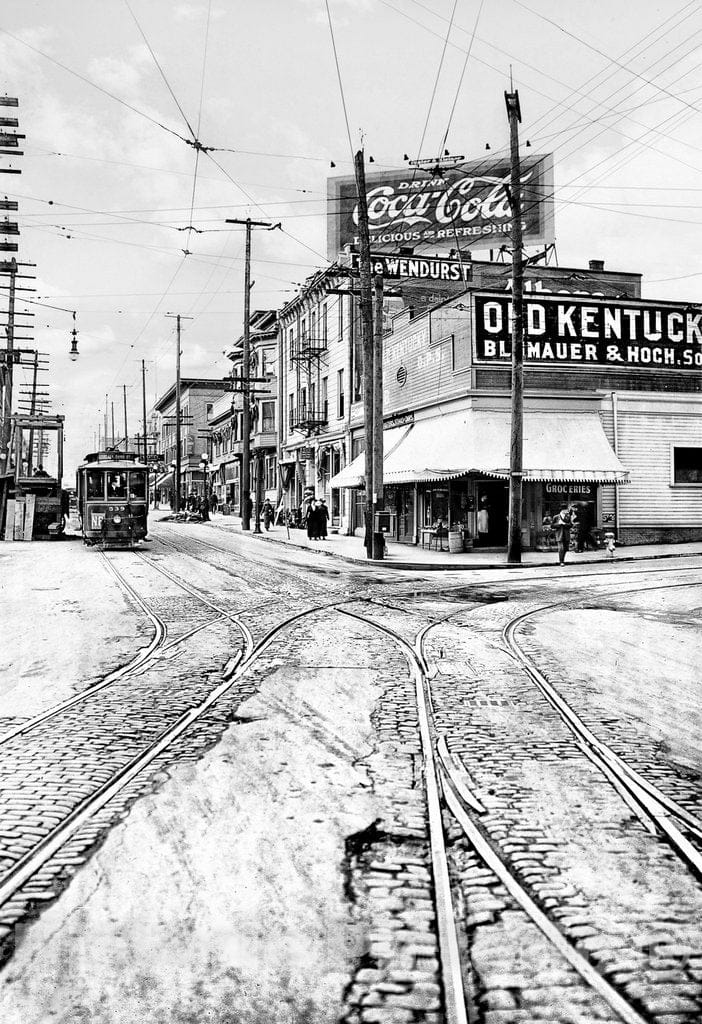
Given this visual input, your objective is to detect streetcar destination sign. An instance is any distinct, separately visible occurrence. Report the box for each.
[473,293,702,368]
[351,252,472,282]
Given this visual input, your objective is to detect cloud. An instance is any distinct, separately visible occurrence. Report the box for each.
[173,3,226,21]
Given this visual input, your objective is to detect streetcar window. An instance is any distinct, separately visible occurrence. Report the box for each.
[106,471,128,499]
[128,473,147,500]
[86,471,104,500]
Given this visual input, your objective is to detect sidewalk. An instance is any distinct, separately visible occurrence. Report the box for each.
[154,511,702,571]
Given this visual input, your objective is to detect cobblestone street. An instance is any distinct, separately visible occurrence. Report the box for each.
[0,522,701,1023]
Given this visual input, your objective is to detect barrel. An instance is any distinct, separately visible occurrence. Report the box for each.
[448,529,463,553]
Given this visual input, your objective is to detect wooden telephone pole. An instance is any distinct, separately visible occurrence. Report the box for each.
[165,313,192,513]
[505,89,525,564]
[224,217,278,530]
[354,149,382,559]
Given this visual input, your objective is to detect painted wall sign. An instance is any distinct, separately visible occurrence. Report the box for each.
[351,252,472,282]
[327,155,554,257]
[473,293,702,369]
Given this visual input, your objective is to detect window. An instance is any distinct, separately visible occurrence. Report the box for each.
[106,471,128,499]
[265,455,277,490]
[289,328,295,366]
[87,471,104,500]
[673,446,702,484]
[128,472,147,499]
[338,296,343,342]
[322,304,328,346]
[310,310,317,341]
[289,393,294,422]
[206,403,213,417]
[321,376,328,416]
[337,369,345,419]
[261,401,275,433]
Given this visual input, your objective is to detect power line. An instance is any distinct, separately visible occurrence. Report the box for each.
[324,0,355,161]
[439,0,485,155]
[0,25,189,144]
[416,0,458,160]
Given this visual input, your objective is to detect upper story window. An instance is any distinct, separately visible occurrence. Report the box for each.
[261,401,275,433]
[322,303,328,346]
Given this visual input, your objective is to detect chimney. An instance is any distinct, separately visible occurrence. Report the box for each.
[589,259,605,272]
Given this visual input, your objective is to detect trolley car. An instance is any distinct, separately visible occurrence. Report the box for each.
[76,451,149,548]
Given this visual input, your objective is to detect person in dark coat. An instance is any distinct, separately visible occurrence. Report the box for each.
[261,498,274,530]
[209,491,218,514]
[552,505,572,565]
[318,499,329,539]
[306,500,320,540]
[199,493,210,522]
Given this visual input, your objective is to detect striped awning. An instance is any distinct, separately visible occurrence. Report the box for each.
[330,410,629,487]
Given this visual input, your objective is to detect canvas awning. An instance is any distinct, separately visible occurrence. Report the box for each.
[156,471,174,489]
[328,426,412,488]
[330,411,629,487]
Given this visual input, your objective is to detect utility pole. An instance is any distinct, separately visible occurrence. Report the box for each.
[372,275,384,553]
[111,402,115,451]
[0,258,17,473]
[141,359,148,463]
[354,150,375,559]
[505,88,525,564]
[26,347,38,475]
[224,217,278,530]
[165,314,192,514]
[122,384,129,452]
[104,395,108,453]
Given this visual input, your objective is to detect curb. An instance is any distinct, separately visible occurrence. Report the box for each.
[195,518,702,572]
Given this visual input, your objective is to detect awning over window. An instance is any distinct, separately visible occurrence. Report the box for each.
[330,411,629,487]
[328,426,411,488]
[156,471,173,488]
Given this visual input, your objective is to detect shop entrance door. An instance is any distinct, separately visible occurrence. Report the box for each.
[476,481,509,546]
[397,486,415,544]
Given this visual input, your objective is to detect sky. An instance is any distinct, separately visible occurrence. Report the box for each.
[2,0,702,475]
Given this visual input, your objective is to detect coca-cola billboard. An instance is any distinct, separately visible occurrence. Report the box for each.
[327,155,554,258]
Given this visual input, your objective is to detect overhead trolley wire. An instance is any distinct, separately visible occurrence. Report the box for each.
[0,25,190,145]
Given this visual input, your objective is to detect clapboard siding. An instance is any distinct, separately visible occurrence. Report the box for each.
[617,410,702,526]
[598,403,617,523]
[383,303,473,415]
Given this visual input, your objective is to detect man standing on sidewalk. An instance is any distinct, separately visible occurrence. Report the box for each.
[552,505,572,565]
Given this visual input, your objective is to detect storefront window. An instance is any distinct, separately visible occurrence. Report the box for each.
[424,487,449,526]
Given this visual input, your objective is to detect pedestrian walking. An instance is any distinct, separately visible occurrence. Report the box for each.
[552,505,573,565]
[199,493,210,522]
[306,500,320,540]
[318,498,329,539]
[209,490,218,514]
[262,498,274,530]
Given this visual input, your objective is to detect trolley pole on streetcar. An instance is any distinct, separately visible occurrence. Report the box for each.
[505,89,525,565]
[224,217,279,531]
[141,359,148,463]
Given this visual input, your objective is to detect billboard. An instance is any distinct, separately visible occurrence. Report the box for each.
[473,293,702,369]
[327,154,554,259]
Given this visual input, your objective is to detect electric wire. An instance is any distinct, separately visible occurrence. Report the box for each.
[0,25,189,145]
[439,0,484,156]
[416,0,459,160]
[324,0,355,161]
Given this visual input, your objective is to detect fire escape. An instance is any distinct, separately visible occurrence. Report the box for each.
[289,327,328,434]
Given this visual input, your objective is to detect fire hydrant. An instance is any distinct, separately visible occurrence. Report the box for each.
[604,531,616,558]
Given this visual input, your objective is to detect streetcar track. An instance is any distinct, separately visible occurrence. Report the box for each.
[0,600,335,914]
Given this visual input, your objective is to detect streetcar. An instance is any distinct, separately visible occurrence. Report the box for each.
[76,451,149,548]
